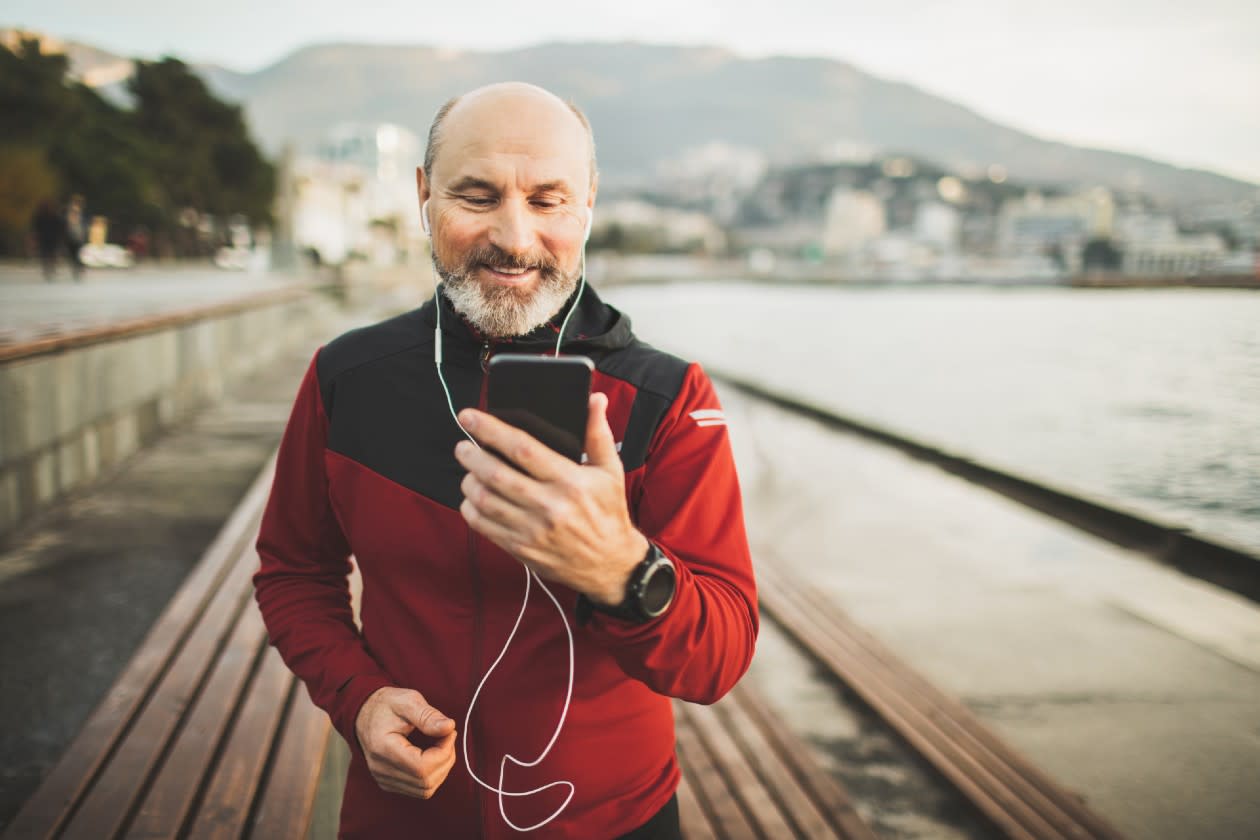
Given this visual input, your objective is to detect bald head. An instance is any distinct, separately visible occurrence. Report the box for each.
[423,82,597,190]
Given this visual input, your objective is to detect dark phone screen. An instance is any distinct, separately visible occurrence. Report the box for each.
[486,355,593,464]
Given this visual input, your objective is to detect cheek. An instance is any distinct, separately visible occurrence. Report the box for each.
[434,222,481,264]
[542,235,583,269]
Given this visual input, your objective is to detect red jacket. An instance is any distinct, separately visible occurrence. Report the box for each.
[253,287,758,839]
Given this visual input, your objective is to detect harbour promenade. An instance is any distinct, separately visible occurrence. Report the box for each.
[1,269,1257,838]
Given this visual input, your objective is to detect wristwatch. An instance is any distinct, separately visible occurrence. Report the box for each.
[576,541,677,625]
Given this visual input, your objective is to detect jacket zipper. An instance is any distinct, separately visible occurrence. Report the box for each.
[470,357,489,840]
[467,528,487,840]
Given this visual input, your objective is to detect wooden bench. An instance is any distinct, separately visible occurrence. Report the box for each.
[674,685,878,840]
[3,458,331,840]
[6,453,880,839]
[755,561,1127,840]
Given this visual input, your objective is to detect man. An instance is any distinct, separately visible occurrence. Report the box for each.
[31,200,65,281]
[253,82,758,839]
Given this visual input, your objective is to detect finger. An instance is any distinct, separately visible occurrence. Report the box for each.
[392,694,455,738]
[458,408,572,481]
[456,443,539,508]
[583,392,620,469]
[461,472,533,532]
[418,731,458,781]
[376,770,429,798]
[385,730,456,793]
[460,497,535,561]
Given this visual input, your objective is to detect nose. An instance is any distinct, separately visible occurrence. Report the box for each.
[488,201,535,256]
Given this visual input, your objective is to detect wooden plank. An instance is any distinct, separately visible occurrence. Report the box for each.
[2,460,275,840]
[676,775,716,840]
[761,563,1108,838]
[683,701,798,839]
[248,683,332,840]
[787,577,1125,839]
[674,708,757,839]
[124,605,269,839]
[757,571,1051,840]
[708,693,842,840]
[729,684,878,840]
[186,646,296,840]
[57,542,265,840]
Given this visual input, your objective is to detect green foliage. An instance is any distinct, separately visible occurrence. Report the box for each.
[0,38,274,255]
[128,58,275,226]
[0,145,59,252]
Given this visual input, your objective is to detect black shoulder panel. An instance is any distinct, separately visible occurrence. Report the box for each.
[598,339,690,471]
[317,307,474,511]
[316,309,430,415]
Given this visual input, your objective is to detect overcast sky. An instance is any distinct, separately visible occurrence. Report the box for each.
[8,0,1260,184]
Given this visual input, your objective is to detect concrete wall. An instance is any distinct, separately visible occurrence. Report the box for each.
[0,291,339,537]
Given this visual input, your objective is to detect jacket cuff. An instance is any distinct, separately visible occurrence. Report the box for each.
[330,672,395,755]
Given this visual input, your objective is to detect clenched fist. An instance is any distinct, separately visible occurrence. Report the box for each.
[355,687,457,799]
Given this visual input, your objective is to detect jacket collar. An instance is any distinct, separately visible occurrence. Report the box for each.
[419,281,634,359]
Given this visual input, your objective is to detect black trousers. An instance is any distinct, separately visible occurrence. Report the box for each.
[615,793,681,840]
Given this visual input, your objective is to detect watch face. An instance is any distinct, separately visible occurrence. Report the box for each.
[641,559,677,616]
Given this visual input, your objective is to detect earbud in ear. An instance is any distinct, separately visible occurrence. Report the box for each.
[421,199,431,236]
[583,208,593,243]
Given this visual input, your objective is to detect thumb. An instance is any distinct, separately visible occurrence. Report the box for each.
[584,392,619,469]
[397,694,454,737]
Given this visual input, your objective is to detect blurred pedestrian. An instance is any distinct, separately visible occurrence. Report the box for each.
[31,200,65,281]
[126,226,151,261]
[65,195,87,281]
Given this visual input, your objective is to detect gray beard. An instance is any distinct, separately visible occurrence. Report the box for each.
[432,252,579,338]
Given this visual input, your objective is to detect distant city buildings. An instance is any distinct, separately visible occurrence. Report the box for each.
[996,188,1114,273]
[601,149,1258,283]
[286,122,423,265]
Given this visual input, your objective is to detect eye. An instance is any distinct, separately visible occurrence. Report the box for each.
[460,195,496,208]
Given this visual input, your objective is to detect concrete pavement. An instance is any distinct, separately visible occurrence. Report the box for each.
[0,263,308,345]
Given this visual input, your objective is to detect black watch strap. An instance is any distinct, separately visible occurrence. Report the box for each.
[576,542,676,626]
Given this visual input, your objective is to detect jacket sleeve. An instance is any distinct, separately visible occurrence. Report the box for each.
[253,350,394,750]
[583,363,759,704]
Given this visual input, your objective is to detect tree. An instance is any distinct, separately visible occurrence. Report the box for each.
[0,40,275,255]
[0,146,58,252]
[128,58,275,227]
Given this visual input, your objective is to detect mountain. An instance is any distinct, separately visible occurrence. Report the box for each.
[206,41,1260,206]
[6,31,1255,205]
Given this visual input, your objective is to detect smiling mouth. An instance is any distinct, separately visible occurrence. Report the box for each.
[480,264,538,284]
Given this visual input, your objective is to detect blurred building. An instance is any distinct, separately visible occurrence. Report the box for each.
[997,188,1115,271]
[1113,214,1227,276]
[651,142,767,223]
[590,200,726,254]
[822,189,885,257]
[289,122,423,265]
[1179,199,1260,252]
[913,201,962,253]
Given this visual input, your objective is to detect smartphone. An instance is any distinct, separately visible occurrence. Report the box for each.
[486,354,594,464]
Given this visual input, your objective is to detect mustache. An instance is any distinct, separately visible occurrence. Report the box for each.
[459,244,560,275]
